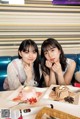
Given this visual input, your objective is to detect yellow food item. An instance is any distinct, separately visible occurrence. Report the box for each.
[35,107,79,119]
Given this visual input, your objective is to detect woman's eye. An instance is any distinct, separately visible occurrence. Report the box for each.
[44,52,48,55]
[25,51,29,53]
[51,49,54,51]
[50,48,54,52]
[33,50,36,53]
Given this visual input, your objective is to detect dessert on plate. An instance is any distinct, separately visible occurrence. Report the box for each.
[12,87,42,104]
[21,87,37,100]
[49,85,75,103]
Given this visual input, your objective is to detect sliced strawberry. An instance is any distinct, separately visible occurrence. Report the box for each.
[12,96,21,101]
[28,97,37,104]
[36,92,42,97]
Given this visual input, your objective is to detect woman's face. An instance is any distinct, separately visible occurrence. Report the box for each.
[44,46,60,63]
[19,46,37,64]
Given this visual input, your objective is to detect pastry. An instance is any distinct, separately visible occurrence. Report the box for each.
[49,86,75,103]
[35,107,79,119]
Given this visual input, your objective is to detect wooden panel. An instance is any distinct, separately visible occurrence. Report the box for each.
[0,3,80,56]
[0,38,80,56]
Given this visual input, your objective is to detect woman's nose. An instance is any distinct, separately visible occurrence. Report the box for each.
[48,52,52,58]
[29,52,33,57]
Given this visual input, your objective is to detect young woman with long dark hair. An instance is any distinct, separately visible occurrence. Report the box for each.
[41,38,76,86]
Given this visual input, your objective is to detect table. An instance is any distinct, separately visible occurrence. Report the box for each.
[0,85,80,119]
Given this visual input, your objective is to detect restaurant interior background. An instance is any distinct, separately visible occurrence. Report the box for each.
[0,0,80,56]
[0,1,80,118]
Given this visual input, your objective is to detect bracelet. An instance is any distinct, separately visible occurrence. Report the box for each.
[24,80,38,87]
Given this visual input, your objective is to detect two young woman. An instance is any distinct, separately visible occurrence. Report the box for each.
[3,38,76,90]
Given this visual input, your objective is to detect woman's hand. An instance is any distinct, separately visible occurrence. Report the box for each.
[24,63,33,80]
[51,62,65,84]
[51,62,62,74]
[45,60,52,69]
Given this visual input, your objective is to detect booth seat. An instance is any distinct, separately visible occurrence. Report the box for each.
[0,54,80,91]
[0,56,18,91]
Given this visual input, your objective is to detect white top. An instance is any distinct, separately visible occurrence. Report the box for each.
[63,58,72,75]
[7,58,39,90]
[4,58,73,90]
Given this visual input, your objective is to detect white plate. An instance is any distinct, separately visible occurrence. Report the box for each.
[43,84,80,105]
[6,86,47,108]
[0,98,18,108]
[7,86,47,99]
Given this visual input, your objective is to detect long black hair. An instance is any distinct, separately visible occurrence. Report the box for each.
[18,39,40,85]
[41,38,67,75]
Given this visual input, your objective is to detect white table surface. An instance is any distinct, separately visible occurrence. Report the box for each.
[0,85,80,119]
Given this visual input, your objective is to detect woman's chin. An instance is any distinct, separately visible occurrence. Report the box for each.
[50,60,54,63]
[27,61,33,65]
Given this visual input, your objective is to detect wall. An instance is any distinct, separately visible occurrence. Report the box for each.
[0,1,80,56]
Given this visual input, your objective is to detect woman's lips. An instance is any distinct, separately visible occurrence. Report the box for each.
[27,59,34,64]
[50,58,55,62]
[28,59,34,61]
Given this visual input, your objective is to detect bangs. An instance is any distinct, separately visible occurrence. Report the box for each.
[23,45,37,52]
[43,44,56,52]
